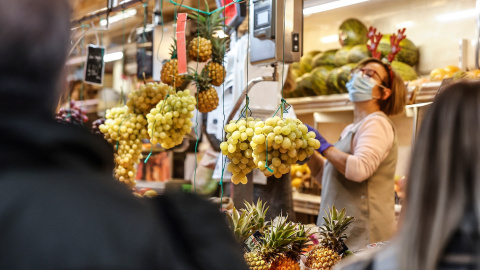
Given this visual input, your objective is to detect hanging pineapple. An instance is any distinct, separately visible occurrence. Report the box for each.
[161,39,185,87]
[188,68,219,113]
[304,205,355,270]
[188,2,224,62]
[244,217,309,270]
[206,37,227,86]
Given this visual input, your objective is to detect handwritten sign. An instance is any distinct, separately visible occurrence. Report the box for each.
[84,45,105,85]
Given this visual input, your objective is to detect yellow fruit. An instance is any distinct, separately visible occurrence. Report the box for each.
[188,36,212,62]
[160,59,185,87]
[292,178,303,188]
[207,61,226,86]
[196,87,219,113]
[443,65,460,74]
[430,68,445,81]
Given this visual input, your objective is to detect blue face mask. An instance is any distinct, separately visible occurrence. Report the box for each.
[346,71,377,102]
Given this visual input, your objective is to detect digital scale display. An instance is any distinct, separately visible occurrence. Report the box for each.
[256,10,269,27]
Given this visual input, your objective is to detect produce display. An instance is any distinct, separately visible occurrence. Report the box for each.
[220,117,261,185]
[126,82,169,115]
[287,18,421,98]
[188,2,223,62]
[225,200,355,270]
[220,116,319,184]
[160,40,186,87]
[99,106,148,187]
[304,206,354,269]
[55,100,88,125]
[132,187,158,198]
[193,69,219,113]
[290,164,312,189]
[146,89,196,149]
[91,118,105,136]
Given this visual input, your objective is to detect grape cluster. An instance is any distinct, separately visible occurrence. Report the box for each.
[219,117,261,185]
[146,89,196,149]
[91,118,105,136]
[250,117,320,178]
[55,100,88,125]
[127,82,169,116]
[99,106,148,187]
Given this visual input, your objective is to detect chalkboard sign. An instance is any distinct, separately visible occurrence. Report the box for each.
[84,45,105,85]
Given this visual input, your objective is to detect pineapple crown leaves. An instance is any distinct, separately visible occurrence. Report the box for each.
[210,37,227,64]
[225,207,256,243]
[256,215,301,258]
[244,199,270,233]
[190,1,227,39]
[169,38,178,59]
[319,205,355,252]
[289,224,314,257]
[186,67,212,92]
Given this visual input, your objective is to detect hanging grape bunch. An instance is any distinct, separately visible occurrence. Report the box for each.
[146,89,196,149]
[91,118,105,136]
[127,82,169,116]
[99,106,148,187]
[55,100,88,125]
[220,117,261,185]
[251,117,320,178]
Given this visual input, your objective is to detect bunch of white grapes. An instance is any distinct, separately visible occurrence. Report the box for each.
[146,89,196,149]
[219,117,261,185]
[99,106,148,188]
[127,82,169,116]
[250,117,320,178]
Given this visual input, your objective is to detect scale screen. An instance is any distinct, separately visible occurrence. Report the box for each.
[255,8,270,29]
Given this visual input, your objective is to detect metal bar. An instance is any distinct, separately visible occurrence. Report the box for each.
[71,0,147,26]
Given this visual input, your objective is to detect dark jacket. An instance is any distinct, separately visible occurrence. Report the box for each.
[0,111,247,270]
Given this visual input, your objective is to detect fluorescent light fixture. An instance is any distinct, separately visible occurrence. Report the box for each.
[100,8,137,26]
[436,9,476,22]
[321,34,339,43]
[304,0,369,15]
[104,52,123,62]
[395,21,415,29]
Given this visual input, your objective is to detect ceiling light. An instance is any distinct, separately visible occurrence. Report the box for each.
[395,21,415,29]
[304,0,370,15]
[436,9,476,22]
[104,51,123,62]
[321,34,339,43]
[100,8,137,26]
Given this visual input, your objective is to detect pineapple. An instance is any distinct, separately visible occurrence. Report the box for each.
[188,69,219,113]
[304,206,355,270]
[225,207,255,243]
[161,39,185,87]
[244,217,304,270]
[206,37,227,86]
[188,2,224,62]
[244,199,269,234]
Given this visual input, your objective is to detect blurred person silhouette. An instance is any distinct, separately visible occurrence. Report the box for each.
[337,80,480,270]
[0,0,247,269]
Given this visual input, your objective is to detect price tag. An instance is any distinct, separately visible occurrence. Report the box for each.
[84,45,105,85]
[243,231,263,253]
[176,13,188,75]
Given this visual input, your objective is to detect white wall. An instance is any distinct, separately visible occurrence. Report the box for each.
[303,0,477,75]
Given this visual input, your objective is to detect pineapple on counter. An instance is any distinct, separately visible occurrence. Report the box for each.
[188,2,224,62]
[226,199,270,243]
[206,37,227,86]
[161,39,186,87]
[244,217,313,270]
[304,206,355,270]
[188,68,219,113]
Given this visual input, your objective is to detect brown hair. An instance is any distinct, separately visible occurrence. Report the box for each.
[356,58,407,116]
[396,80,480,269]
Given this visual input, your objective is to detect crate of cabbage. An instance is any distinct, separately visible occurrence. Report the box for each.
[220,117,320,184]
[225,200,355,270]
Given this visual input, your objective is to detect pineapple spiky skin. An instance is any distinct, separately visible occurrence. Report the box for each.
[304,205,354,270]
[196,87,219,113]
[188,36,212,62]
[207,61,226,86]
[304,246,340,270]
[244,251,271,270]
[160,59,185,87]
[271,254,300,270]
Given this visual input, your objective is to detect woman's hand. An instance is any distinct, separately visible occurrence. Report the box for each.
[305,124,333,155]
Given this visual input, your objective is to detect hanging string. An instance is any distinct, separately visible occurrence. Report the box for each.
[100,17,108,116]
[280,0,287,117]
[120,10,126,105]
[79,24,86,127]
[116,114,131,150]
[264,140,273,173]
[142,3,147,80]
[155,0,165,62]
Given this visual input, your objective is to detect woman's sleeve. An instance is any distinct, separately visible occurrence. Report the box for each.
[344,115,394,182]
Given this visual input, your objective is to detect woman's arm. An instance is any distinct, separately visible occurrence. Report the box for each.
[307,152,325,184]
[322,146,349,175]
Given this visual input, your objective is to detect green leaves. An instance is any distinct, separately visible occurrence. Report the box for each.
[319,205,355,252]
[225,207,255,243]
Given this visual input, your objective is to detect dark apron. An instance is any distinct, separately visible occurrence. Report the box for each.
[318,112,397,251]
